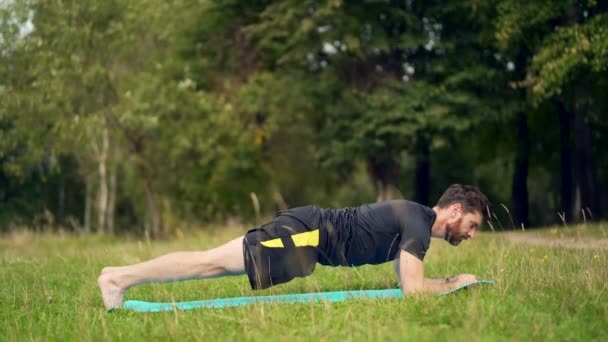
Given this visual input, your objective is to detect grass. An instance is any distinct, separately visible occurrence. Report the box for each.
[523,222,608,239]
[1,225,607,341]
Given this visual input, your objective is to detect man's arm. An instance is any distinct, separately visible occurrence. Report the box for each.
[393,259,457,287]
[397,250,477,295]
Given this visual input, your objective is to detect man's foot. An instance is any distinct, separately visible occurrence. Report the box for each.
[97,270,125,310]
[100,266,120,275]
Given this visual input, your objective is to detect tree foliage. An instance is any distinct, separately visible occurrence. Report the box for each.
[1,0,607,233]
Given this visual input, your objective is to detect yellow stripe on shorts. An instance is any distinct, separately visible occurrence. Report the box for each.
[260,238,284,248]
[291,229,319,247]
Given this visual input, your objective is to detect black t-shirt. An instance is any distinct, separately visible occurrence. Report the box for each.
[280,200,436,266]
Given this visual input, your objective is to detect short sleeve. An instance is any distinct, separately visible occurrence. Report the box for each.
[398,207,432,261]
[399,229,429,261]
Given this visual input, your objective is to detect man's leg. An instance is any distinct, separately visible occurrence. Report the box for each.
[97,236,245,309]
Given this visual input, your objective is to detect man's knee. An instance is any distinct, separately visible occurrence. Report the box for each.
[206,237,246,274]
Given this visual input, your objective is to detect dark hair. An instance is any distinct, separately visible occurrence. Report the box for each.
[436,184,490,215]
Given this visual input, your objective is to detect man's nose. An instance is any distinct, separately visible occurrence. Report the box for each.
[469,229,476,239]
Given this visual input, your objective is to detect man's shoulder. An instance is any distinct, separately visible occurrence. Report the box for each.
[386,200,435,231]
[358,200,434,229]
[369,200,432,216]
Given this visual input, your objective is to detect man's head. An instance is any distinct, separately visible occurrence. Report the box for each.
[435,184,490,246]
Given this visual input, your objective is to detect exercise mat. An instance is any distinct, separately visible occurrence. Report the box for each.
[120,280,494,312]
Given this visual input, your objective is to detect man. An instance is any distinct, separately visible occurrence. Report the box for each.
[98,184,490,309]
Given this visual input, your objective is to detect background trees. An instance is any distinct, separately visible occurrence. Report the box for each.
[1,0,606,234]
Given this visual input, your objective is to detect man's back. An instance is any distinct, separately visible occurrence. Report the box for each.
[277,200,436,267]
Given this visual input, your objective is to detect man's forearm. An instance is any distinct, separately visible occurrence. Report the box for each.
[424,277,452,286]
[419,277,457,293]
[397,251,477,295]
[400,277,456,295]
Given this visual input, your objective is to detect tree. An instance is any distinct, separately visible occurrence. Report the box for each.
[1,0,188,235]
[493,0,608,222]
[246,0,497,204]
[528,8,607,220]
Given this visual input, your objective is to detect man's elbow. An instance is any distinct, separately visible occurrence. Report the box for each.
[401,284,424,296]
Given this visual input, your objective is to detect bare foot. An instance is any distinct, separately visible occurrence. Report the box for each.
[100,266,120,275]
[97,272,125,310]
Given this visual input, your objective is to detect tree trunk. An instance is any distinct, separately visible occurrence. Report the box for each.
[97,127,109,233]
[414,136,430,206]
[552,99,574,222]
[140,164,164,238]
[107,162,117,234]
[57,173,65,227]
[512,111,529,228]
[84,175,92,233]
[367,156,402,202]
[573,85,598,220]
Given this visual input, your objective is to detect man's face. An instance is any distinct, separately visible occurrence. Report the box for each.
[445,207,483,246]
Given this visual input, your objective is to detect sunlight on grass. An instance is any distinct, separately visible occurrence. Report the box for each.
[1,224,606,340]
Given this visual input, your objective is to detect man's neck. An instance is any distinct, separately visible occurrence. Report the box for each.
[431,206,448,239]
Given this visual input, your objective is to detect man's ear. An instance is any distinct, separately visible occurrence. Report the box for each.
[450,203,462,216]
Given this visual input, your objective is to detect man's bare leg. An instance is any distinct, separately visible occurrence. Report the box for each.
[97,236,245,309]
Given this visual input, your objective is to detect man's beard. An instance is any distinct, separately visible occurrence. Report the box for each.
[444,224,462,246]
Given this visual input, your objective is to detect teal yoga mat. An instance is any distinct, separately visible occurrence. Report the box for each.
[120,280,493,312]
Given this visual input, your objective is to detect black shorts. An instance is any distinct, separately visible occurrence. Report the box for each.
[243,209,323,290]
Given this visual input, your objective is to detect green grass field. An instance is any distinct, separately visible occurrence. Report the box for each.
[1,224,607,341]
